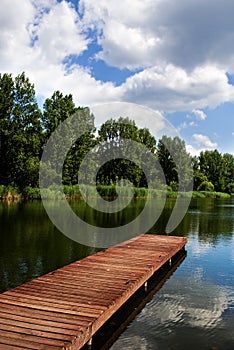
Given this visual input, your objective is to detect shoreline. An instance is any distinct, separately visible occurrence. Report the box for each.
[0,184,231,201]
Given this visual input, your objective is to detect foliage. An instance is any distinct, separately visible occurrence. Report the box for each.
[197,181,214,192]
[22,187,41,200]
[0,185,20,200]
[0,72,42,189]
[97,117,158,188]
[0,71,233,199]
[193,150,234,194]
[157,135,193,191]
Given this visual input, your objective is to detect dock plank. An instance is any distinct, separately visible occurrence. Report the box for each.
[0,234,187,349]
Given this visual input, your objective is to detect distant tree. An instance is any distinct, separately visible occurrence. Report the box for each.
[42,93,96,185]
[42,91,77,137]
[222,153,234,193]
[0,72,42,188]
[63,107,96,185]
[97,117,158,187]
[157,135,193,191]
[199,150,225,192]
[0,73,14,185]
[197,181,214,192]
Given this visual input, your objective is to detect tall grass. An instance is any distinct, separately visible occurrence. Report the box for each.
[22,187,41,200]
[193,191,231,198]
[0,184,231,201]
[0,185,21,200]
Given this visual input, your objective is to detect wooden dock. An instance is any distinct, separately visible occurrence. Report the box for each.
[0,234,187,350]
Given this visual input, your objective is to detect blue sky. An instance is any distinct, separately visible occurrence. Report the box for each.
[1,0,234,155]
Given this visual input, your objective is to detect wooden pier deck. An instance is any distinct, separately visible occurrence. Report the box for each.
[0,234,187,350]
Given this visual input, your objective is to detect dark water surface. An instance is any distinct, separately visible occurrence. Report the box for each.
[0,197,233,349]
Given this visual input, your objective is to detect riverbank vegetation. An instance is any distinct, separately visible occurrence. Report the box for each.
[0,72,233,200]
[0,184,231,201]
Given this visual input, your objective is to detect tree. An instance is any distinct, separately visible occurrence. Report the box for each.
[0,73,14,185]
[197,181,214,192]
[0,72,43,188]
[63,107,96,185]
[222,153,234,194]
[199,150,225,192]
[157,136,193,191]
[97,117,158,187]
[42,91,77,137]
[42,93,96,185]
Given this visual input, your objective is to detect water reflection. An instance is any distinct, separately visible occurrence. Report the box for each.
[0,201,98,292]
[111,280,234,350]
[110,198,234,350]
[0,197,234,349]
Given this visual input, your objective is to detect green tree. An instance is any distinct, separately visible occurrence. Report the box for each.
[222,153,234,193]
[63,107,96,185]
[197,181,214,192]
[157,135,193,191]
[0,72,42,188]
[199,150,225,192]
[97,117,158,187]
[192,155,210,190]
[42,93,96,185]
[42,91,77,137]
[0,73,14,185]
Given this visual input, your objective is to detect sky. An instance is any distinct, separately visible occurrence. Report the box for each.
[1,0,234,155]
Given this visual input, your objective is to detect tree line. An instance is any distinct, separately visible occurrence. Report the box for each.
[0,72,233,194]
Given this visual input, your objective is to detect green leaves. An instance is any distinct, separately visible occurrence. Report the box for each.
[0,72,42,188]
[0,71,233,195]
[197,150,234,193]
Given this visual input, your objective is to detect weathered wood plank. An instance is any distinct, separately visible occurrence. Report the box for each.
[0,234,187,349]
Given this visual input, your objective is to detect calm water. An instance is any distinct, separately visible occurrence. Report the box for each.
[0,197,234,349]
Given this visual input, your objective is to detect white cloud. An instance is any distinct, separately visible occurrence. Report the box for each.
[186,134,218,156]
[1,0,234,114]
[0,0,35,71]
[80,0,234,71]
[189,121,197,127]
[186,144,201,156]
[32,1,89,64]
[96,19,158,69]
[177,121,189,132]
[0,0,121,106]
[0,0,89,71]
[192,109,207,121]
[29,64,120,107]
[120,64,234,111]
[193,134,218,149]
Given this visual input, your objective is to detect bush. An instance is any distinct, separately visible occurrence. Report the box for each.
[170,181,178,192]
[197,181,214,192]
[0,185,7,198]
[0,185,20,200]
[23,187,41,200]
[192,191,206,198]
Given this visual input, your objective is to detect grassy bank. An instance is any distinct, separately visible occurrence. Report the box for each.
[0,184,232,201]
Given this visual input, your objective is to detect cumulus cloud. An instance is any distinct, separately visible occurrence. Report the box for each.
[32,1,89,64]
[1,0,234,113]
[186,134,218,155]
[120,64,234,111]
[80,0,234,71]
[193,134,218,149]
[192,109,207,121]
[0,0,122,106]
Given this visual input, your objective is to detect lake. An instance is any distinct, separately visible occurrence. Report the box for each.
[0,197,233,349]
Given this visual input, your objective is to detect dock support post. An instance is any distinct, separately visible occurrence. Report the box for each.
[87,337,92,347]
[144,281,148,291]
[169,258,172,266]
